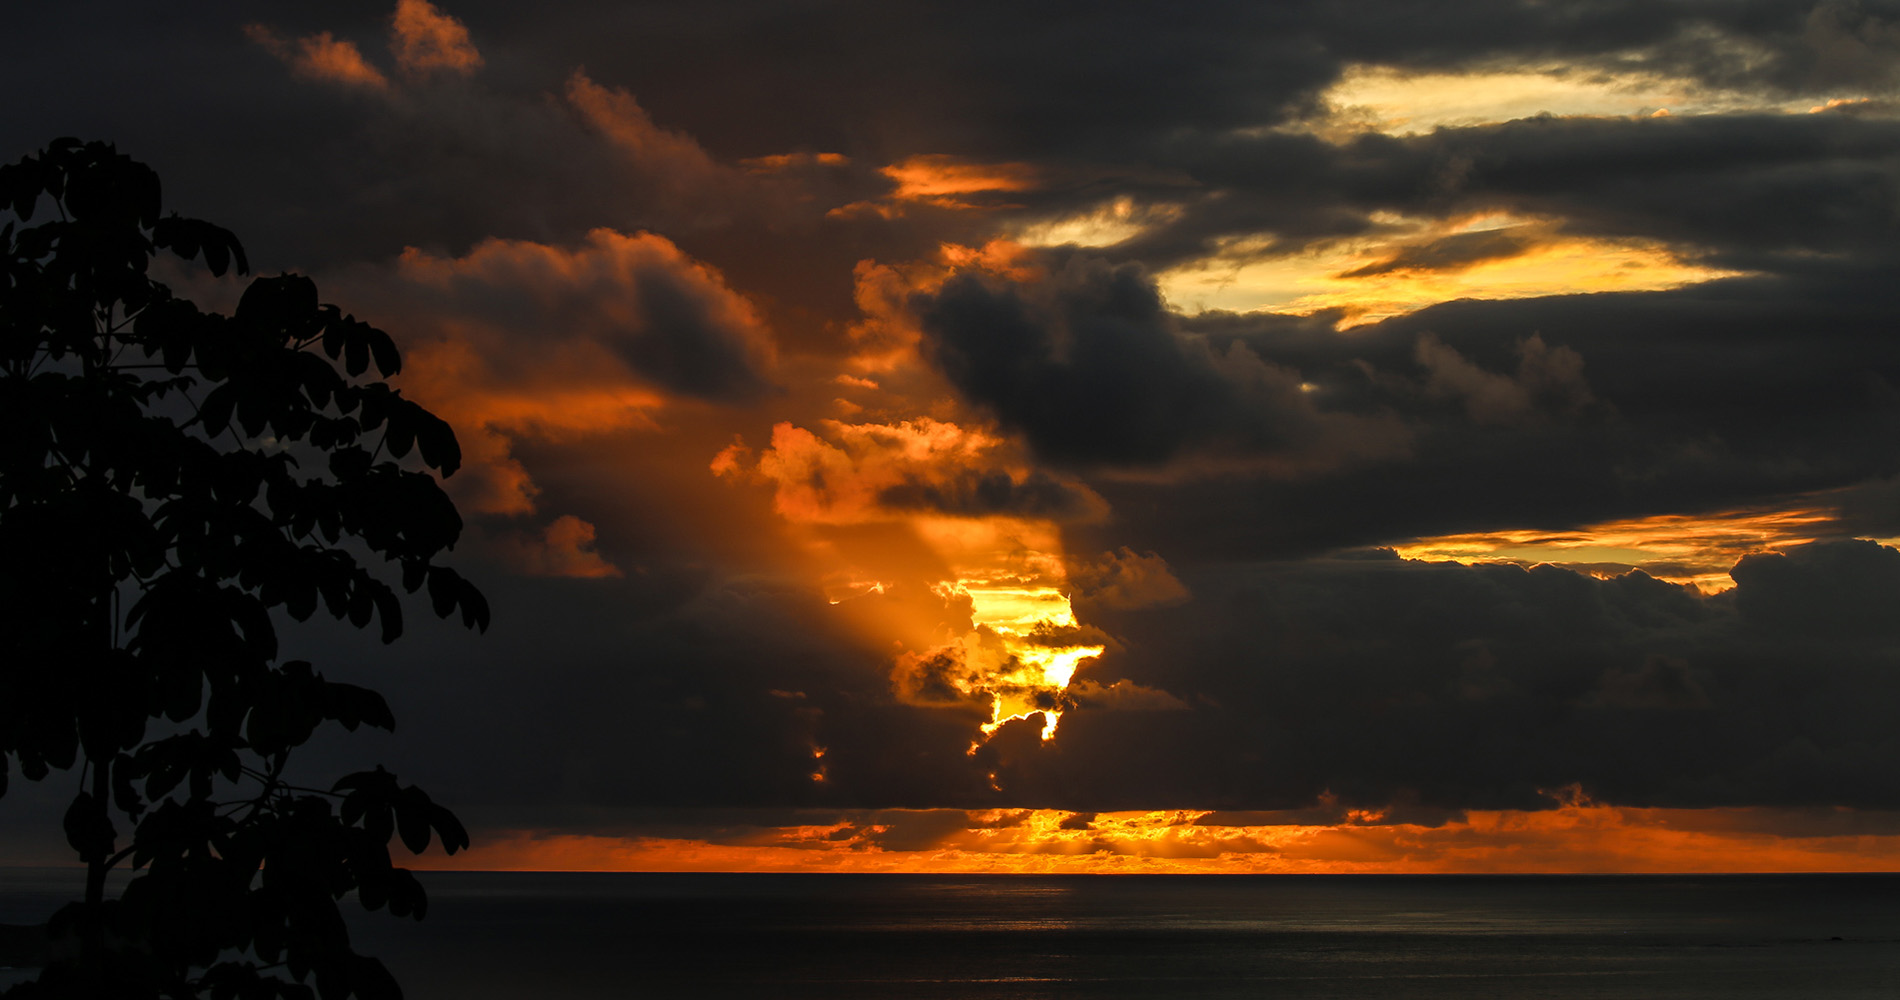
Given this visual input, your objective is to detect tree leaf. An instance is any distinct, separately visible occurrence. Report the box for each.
[426,566,457,619]
[414,412,462,476]
[367,326,401,378]
[395,794,432,855]
[63,791,113,858]
[430,803,469,855]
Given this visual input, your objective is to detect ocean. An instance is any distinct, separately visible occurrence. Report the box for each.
[4,870,1898,998]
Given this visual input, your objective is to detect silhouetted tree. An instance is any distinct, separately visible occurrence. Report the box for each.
[0,139,488,1000]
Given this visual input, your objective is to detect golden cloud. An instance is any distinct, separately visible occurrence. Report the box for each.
[1394,499,1844,592]
[1159,213,1744,326]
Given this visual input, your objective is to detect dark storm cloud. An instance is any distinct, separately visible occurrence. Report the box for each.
[11,0,1898,356]
[441,0,1900,158]
[395,0,1900,288]
[4,1,998,349]
[1141,267,1900,556]
[278,564,1003,828]
[1335,227,1535,278]
[1410,112,1900,269]
[1102,111,1900,274]
[6,2,659,268]
[876,468,1103,520]
[915,254,1407,469]
[1730,537,1900,636]
[5,1,925,357]
[1314,0,1900,93]
[412,0,1336,161]
[908,240,1900,555]
[1000,541,1900,812]
[337,228,779,406]
[1832,473,1900,536]
[616,259,779,402]
[918,258,1249,466]
[17,1,1897,263]
[277,539,1900,820]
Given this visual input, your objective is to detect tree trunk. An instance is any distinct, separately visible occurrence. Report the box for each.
[81,755,110,997]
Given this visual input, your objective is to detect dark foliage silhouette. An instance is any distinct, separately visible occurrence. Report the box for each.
[0,139,488,999]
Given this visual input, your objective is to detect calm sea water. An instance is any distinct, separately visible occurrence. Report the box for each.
[4,870,1899,998]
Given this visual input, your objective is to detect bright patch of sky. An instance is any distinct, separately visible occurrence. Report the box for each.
[1393,502,1847,593]
[1011,196,1185,248]
[1155,211,1744,325]
[1295,62,1873,137]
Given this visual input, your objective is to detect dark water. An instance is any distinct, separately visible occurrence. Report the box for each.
[5,870,1900,998]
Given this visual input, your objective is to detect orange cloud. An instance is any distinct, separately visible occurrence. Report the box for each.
[565,71,746,214]
[346,228,769,515]
[391,0,483,77]
[418,804,1900,874]
[245,25,390,90]
[564,72,866,229]
[730,418,1102,527]
[249,0,482,90]
[740,152,850,173]
[749,419,994,525]
[400,337,665,516]
[830,156,1039,218]
[494,514,622,578]
[882,154,1038,201]
[567,70,708,167]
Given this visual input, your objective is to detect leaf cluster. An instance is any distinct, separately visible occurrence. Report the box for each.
[0,140,486,1000]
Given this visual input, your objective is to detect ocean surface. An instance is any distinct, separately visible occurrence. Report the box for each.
[4,869,1899,998]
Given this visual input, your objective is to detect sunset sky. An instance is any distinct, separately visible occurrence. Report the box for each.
[9,0,1900,873]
